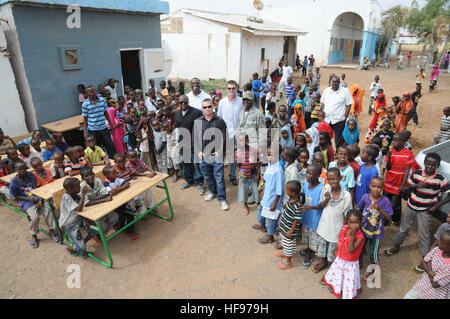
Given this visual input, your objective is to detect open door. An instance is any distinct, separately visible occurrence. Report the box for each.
[141,48,166,93]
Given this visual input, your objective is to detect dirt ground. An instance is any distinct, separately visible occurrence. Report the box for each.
[1,62,449,299]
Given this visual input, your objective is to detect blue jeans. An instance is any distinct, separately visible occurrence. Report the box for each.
[238,176,259,203]
[228,137,237,181]
[65,217,97,256]
[257,204,278,235]
[181,151,204,186]
[199,159,227,201]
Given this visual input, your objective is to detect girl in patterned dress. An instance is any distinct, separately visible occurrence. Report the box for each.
[321,209,365,299]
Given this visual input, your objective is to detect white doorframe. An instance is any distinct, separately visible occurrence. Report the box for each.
[119,47,144,95]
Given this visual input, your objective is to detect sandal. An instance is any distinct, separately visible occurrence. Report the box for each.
[29,238,39,249]
[259,237,274,244]
[131,233,139,242]
[278,262,293,270]
[319,277,327,286]
[275,251,288,259]
[413,266,425,274]
[384,248,399,256]
[302,260,312,268]
[252,224,265,231]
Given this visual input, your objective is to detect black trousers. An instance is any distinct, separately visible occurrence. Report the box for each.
[330,120,346,147]
[407,105,418,125]
[87,128,116,158]
[385,192,403,223]
[304,112,312,129]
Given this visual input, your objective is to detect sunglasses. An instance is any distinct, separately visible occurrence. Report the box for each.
[202,105,213,109]
[227,87,237,90]
[179,101,188,105]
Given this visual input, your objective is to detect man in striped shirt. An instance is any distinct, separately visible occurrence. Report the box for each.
[82,85,116,157]
[386,153,450,272]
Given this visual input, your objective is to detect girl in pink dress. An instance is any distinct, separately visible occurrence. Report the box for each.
[107,102,126,154]
[322,209,366,299]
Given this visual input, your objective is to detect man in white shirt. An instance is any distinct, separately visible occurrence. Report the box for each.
[320,76,353,147]
[144,88,159,113]
[104,79,119,100]
[217,80,244,185]
[277,60,293,98]
[186,77,211,110]
[368,75,382,115]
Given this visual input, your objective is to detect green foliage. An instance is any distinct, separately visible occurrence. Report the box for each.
[170,78,228,96]
[377,5,409,57]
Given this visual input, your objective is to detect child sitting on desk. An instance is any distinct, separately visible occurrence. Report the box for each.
[30,157,55,187]
[60,178,97,258]
[43,139,60,162]
[9,162,59,248]
[30,138,45,161]
[79,166,118,240]
[85,135,109,166]
[102,165,138,241]
[64,147,91,176]
[50,151,66,179]
[1,148,26,175]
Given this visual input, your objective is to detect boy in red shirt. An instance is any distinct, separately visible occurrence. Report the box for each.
[383,133,415,225]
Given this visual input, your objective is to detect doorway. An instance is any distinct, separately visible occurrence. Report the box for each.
[120,50,142,90]
[283,36,296,67]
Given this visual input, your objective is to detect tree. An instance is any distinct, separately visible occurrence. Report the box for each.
[406,0,450,64]
[377,5,409,60]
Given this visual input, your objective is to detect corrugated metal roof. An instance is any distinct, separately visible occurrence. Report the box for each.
[0,0,169,15]
[162,8,306,35]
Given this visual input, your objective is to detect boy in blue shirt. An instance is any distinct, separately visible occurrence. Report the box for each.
[9,162,58,248]
[355,144,379,204]
[300,164,330,267]
[252,72,264,110]
[43,139,61,162]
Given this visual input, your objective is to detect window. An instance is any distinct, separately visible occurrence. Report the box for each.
[59,45,82,70]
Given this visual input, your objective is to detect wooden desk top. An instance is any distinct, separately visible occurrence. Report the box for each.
[41,115,84,133]
[77,173,169,222]
[29,165,104,200]
[0,160,55,184]
[0,142,46,160]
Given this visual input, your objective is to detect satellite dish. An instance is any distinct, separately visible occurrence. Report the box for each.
[253,0,264,11]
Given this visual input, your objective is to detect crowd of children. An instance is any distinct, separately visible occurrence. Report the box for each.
[1,66,449,299]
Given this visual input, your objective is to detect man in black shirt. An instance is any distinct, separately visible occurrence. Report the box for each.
[175,94,205,194]
[194,98,229,211]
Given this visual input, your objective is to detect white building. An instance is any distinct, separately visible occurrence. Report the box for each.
[0,25,27,136]
[161,8,306,84]
[260,0,383,66]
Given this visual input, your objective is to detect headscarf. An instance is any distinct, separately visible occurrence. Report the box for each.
[305,126,320,164]
[430,64,440,81]
[348,84,365,115]
[369,93,387,130]
[280,126,294,149]
[292,100,306,135]
[342,118,360,145]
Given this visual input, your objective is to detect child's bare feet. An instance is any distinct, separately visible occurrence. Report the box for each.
[312,261,328,273]
[66,247,78,256]
[278,261,293,270]
[243,203,249,215]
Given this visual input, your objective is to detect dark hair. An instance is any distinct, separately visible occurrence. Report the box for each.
[114,152,125,160]
[80,166,93,177]
[45,139,55,144]
[17,143,30,153]
[127,149,137,157]
[310,163,322,175]
[295,134,307,147]
[30,137,40,144]
[371,136,382,148]
[53,150,64,158]
[85,135,95,141]
[298,91,306,100]
[244,83,252,91]
[285,147,299,163]
[298,148,310,159]
[266,101,276,111]
[425,152,441,167]
[365,144,379,162]
[77,84,86,90]
[400,130,411,141]
[63,177,79,191]
[30,156,42,166]
[347,144,360,158]
[347,209,363,221]
[227,80,238,87]
[319,131,331,145]
[6,148,16,155]
[286,180,304,202]
[337,146,348,154]
[327,167,341,177]
[102,165,114,177]
[371,176,384,185]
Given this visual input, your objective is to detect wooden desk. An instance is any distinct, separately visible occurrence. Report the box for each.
[65,173,173,268]
[78,174,168,221]
[41,115,84,134]
[0,160,56,185]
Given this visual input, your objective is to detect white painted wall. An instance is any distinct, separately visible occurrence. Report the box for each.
[162,13,241,82]
[240,32,284,84]
[0,27,28,136]
[261,0,382,65]
[331,12,364,40]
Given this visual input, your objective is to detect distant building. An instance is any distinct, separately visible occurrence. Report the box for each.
[397,33,424,53]
[261,0,383,66]
[161,8,306,84]
[0,0,168,131]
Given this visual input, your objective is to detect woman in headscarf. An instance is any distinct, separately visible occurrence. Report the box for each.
[291,93,307,137]
[342,118,360,146]
[107,101,126,154]
[348,84,365,119]
[369,93,387,131]
[280,126,294,150]
[305,126,320,164]
[429,64,440,92]
[395,92,413,133]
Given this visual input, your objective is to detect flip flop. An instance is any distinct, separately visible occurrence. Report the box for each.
[302,260,312,268]
[29,239,39,249]
[384,248,398,256]
[299,249,308,256]
[252,224,265,231]
[259,237,274,244]
[319,278,327,286]
[413,266,425,274]
[275,251,289,259]
[278,262,293,270]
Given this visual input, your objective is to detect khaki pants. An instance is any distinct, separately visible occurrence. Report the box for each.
[26,204,56,236]
[393,205,432,256]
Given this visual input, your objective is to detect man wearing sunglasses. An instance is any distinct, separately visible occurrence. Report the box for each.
[194,98,229,211]
[175,94,205,194]
[217,80,244,186]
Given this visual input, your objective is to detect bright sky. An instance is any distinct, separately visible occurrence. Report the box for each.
[166,0,426,14]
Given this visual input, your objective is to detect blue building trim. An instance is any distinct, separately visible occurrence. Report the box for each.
[0,0,169,14]
[359,30,380,65]
[328,50,345,65]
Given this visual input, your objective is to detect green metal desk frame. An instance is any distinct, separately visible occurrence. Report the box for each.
[65,180,174,268]
[1,194,64,244]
